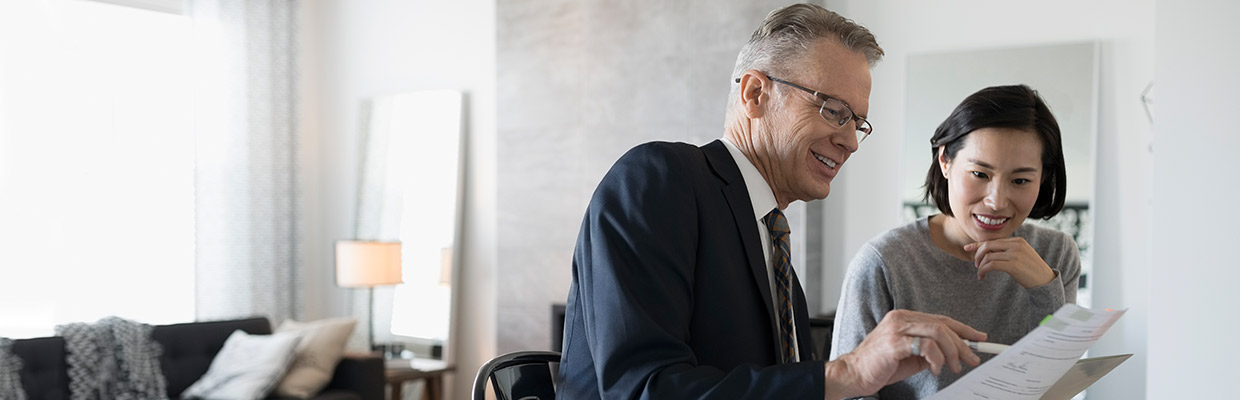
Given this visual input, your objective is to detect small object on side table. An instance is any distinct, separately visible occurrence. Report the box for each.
[385,357,453,400]
[374,342,405,359]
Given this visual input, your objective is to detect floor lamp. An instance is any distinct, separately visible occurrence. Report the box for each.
[335,240,403,353]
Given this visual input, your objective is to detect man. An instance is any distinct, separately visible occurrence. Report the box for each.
[557,4,987,399]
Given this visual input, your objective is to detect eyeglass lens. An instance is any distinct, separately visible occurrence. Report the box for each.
[818,100,872,143]
[761,76,873,144]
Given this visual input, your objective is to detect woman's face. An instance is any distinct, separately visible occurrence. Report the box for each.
[939,127,1044,245]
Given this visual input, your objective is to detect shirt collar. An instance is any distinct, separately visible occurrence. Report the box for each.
[719,137,779,220]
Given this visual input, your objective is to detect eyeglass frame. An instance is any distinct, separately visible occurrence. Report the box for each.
[733,74,874,144]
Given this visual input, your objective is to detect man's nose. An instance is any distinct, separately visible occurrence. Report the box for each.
[836,125,859,153]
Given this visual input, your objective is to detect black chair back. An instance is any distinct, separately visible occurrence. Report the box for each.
[808,315,835,361]
[473,350,560,400]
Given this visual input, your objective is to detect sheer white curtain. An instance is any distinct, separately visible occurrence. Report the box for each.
[0,0,195,338]
[0,0,302,337]
[189,0,304,323]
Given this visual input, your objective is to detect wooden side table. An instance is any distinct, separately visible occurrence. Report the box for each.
[385,359,454,400]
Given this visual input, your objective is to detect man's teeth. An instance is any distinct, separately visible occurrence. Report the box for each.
[814,154,837,169]
[975,215,1009,225]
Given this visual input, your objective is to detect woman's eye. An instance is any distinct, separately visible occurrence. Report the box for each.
[1013,178,1032,185]
[970,171,988,179]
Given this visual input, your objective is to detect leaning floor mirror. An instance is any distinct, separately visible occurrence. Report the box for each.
[902,42,1098,306]
[355,90,465,359]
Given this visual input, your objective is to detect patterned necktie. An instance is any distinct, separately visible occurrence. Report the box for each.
[764,208,796,364]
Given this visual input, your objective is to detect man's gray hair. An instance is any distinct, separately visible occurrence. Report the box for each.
[730,4,883,88]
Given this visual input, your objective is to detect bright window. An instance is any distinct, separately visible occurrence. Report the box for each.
[0,0,194,338]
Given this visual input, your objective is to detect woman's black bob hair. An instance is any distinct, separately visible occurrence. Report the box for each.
[923,84,1066,220]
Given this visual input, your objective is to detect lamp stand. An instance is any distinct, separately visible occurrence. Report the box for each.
[367,286,377,353]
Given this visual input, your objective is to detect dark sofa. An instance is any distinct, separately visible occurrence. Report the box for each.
[10,317,384,400]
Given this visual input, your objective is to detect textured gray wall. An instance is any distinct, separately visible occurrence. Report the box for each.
[495,0,812,353]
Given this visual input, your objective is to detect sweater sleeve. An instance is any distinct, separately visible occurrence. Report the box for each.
[830,244,893,352]
[1023,230,1082,330]
[830,243,893,399]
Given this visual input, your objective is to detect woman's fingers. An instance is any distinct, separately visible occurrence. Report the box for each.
[975,251,1014,279]
[967,238,1055,287]
[970,238,1015,265]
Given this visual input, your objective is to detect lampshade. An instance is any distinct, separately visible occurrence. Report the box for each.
[335,240,403,288]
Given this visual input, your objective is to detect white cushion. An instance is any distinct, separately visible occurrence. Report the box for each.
[181,329,302,400]
[272,317,357,398]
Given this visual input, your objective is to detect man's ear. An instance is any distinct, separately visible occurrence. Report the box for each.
[738,70,770,119]
[937,146,951,178]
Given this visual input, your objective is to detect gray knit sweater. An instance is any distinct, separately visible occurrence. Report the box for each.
[829,217,1080,400]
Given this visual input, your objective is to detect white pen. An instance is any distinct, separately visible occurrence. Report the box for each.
[964,340,1010,354]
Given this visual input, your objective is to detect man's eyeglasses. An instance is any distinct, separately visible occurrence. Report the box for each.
[735,75,873,145]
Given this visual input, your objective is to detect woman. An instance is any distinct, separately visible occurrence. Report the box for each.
[829,84,1080,399]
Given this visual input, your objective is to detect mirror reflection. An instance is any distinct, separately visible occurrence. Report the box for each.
[355,90,464,358]
[902,43,1097,306]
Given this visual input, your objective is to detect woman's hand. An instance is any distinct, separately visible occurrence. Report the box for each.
[964,237,1056,288]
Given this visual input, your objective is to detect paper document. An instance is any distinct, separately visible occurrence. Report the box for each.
[927,304,1127,400]
[1041,354,1132,400]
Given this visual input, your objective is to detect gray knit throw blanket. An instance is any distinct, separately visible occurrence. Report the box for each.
[0,338,27,400]
[55,317,168,400]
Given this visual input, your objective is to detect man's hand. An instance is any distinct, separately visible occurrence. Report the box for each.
[822,310,986,400]
[964,237,1056,288]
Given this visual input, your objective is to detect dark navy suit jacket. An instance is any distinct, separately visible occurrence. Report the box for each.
[557,140,824,399]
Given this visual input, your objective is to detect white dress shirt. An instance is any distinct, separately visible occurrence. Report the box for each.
[719,137,801,362]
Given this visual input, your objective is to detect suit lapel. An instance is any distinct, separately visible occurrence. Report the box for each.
[701,140,782,355]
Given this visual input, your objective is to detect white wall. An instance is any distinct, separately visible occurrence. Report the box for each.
[830,1,1154,398]
[493,0,807,354]
[1148,0,1240,397]
[305,1,498,399]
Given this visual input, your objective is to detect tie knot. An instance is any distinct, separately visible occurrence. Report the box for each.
[764,208,789,237]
